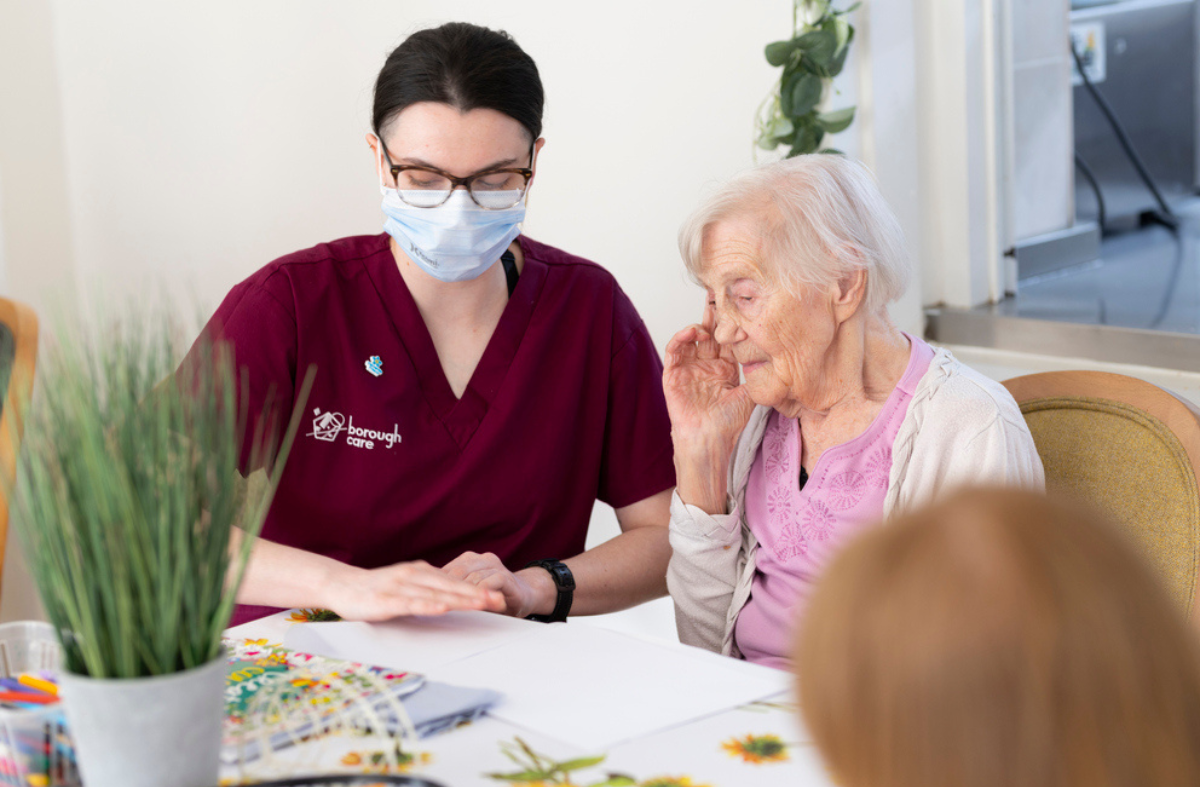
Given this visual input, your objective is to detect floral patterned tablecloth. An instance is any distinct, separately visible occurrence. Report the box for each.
[221,610,833,787]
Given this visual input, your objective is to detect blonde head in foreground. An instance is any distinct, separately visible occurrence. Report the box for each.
[796,487,1200,787]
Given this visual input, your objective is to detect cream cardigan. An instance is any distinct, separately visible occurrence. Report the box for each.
[666,347,1046,656]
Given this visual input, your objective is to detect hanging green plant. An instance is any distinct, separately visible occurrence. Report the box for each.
[755,0,859,158]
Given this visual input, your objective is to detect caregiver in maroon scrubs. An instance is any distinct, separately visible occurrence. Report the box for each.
[188,22,676,626]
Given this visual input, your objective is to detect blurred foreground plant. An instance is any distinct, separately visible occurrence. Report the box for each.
[10,310,312,677]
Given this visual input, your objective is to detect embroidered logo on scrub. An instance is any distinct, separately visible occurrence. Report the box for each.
[309,410,345,442]
[307,407,401,450]
[365,355,383,377]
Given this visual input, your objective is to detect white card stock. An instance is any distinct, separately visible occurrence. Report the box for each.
[283,612,790,750]
[283,611,540,673]
[428,620,791,749]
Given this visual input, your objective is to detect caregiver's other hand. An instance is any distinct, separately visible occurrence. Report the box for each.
[441,551,553,618]
[324,560,506,621]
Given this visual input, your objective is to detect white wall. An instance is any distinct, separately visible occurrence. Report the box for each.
[33,0,878,351]
[0,0,78,320]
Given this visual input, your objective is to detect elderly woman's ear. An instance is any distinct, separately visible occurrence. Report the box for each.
[831,267,868,325]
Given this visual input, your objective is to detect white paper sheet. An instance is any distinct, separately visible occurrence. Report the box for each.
[282,611,541,673]
[427,621,792,750]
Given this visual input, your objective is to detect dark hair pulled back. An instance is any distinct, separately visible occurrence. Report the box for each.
[373,22,544,143]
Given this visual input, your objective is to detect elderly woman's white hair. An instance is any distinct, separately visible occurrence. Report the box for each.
[678,155,911,316]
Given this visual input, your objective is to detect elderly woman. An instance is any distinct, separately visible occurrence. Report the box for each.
[664,155,1044,668]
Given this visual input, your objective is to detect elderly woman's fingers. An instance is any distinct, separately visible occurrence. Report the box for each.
[667,324,722,363]
[702,301,717,332]
[665,324,703,368]
[695,326,720,361]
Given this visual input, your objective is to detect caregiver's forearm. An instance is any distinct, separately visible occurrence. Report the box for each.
[229,528,354,609]
[518,488,674,616]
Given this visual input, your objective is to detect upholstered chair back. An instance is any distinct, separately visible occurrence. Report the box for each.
[1003,371,1200,622]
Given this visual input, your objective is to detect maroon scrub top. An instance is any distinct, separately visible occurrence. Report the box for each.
[186,233,676,624]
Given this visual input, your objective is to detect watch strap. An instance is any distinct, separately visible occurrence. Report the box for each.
[524,559,575,623]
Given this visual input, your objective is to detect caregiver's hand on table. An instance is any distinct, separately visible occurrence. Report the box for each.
[441,551,547,618]
[323,560,507,621]
[442,488,675,619]
[664,303,755,515]
[234,530,505,621]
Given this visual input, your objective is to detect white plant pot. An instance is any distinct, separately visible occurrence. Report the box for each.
[59,655,226,787]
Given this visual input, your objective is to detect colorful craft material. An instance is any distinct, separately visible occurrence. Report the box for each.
[16,676,57,698]
[0,693,56,707]
[223,638,424,763]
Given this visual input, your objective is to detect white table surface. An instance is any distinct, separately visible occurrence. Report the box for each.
[223,610,832,787]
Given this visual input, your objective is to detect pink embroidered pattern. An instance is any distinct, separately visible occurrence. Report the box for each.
[864,445,892,487]
[767,480,802,556]
[763,418,790,484]
[800,499,837,542]
[766,484,794,521]
[776,521,808,560]
[826,470,867,511]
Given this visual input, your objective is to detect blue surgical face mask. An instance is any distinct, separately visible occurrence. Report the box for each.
[379,158,527,283]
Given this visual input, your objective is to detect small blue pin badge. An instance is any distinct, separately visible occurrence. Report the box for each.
[365,355,383,377]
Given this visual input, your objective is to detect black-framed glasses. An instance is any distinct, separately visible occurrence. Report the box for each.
[381,143,533,210]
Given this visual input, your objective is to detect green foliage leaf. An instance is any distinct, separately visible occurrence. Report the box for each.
[765,39,796,66]
[828,25,855,75]
[833,17,852,52]
[796,29,837,67]
[790,72,823,117]
[789,120,825,157]
[818,148,845,155]
[485,771,555,782]
[766,115,795,139]
[557,755,608,772]
[799,56,830,79]
[590,777,637,787]
[780,68,800,116]
[817,106,856,133]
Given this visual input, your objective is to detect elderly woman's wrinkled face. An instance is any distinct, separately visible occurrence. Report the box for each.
[700,213,838,413]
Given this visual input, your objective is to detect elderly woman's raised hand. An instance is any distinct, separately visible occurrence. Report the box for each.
[664,305,755,514]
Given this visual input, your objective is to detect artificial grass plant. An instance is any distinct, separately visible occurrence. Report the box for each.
[10,312,312,678]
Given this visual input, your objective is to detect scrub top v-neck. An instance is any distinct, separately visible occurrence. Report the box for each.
[364,241,540,449]
[185,233,676,625]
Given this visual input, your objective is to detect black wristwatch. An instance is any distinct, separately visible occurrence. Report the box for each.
[523,559,575,623]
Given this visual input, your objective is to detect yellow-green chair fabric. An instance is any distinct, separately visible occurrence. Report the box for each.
[1004,371,1200,622]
